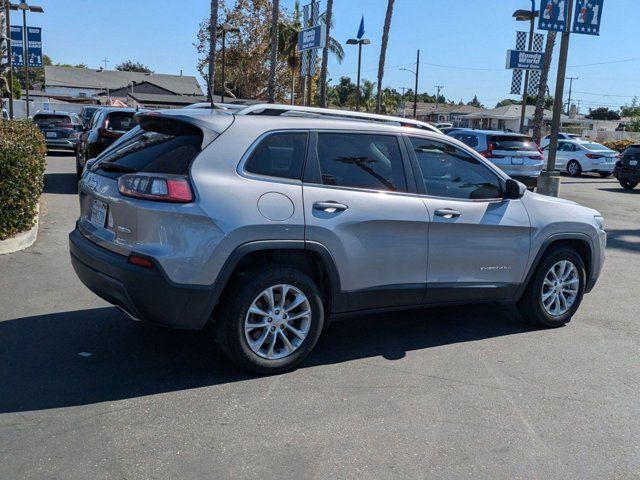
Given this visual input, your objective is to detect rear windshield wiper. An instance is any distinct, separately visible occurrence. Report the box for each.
[95,162,139,173]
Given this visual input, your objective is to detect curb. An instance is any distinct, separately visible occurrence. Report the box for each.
[0,205,40,255]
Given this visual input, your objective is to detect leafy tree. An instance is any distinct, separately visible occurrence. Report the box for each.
[621,97,640,118]
[334,76,356,106]
[115,60,153,73]
[586,107,620,120]
[467,95,484,109]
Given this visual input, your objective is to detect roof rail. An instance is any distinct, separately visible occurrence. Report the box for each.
[235,104,442,133]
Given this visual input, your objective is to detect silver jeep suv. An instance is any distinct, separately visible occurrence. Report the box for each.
[69,107,606,374]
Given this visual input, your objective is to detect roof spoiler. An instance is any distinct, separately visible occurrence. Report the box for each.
[134,111,226,148]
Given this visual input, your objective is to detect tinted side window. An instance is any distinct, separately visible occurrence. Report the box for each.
[245,132,307,180]
[451,133,479,148]
[316,133,407,192]
[409,137,502,200]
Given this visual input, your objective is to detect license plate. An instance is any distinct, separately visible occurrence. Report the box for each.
[90,199,108,227]
[511,157,524,165]
[45,131,57,138]
[631,160,638,166]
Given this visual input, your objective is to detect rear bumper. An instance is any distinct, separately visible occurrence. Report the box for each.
[45,138,77,150]
[69,228,217,329]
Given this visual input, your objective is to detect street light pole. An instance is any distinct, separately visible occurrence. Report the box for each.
[217,23,239,104]
[566,76,578,115]
[10,1,43,118]
[346,37,371,112]
[4,0,14,118]
[538,0,574,197]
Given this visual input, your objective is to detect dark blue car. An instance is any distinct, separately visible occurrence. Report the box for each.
[33,111,85,151]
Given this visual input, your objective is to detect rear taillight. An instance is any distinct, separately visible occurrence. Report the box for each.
[585,153,603,159]
[58,123,74,129]
[529,155,544,160]
[118,174,193,203]
[98,127,123,139]
[480,142,505,159]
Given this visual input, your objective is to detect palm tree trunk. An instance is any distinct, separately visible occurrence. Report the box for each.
[291,65,296,105]
[376,0,395,114]
[268,0,280,103]
[319,0,333,108]
[207,0,219,103]
[532,31,557,145]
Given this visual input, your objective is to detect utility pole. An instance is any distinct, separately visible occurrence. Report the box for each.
[434,84,444,120]
[538,0,574,197]
[414,49,419,119]
[566,76,578,115]
[2,0,14,118]
[101,57,109,69]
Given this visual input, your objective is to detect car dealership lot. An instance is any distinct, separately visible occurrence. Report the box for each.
[1,152,639,479]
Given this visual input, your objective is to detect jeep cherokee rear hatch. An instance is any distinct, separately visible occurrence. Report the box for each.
[77,111,232,259]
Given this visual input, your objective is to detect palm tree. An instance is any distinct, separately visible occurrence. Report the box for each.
[532,31,557,145]
[278,1,302,104]
[267,0,280,103]
[278,4,344,106]
[348,79,375,112]
[207,0,219,104]
[319,0,333,107]
[376,0,395,114]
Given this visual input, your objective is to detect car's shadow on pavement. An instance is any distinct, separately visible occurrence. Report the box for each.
[0,304,536,413]
[43,172,78,195]
[605,228,640,253]
[598,187,640,194]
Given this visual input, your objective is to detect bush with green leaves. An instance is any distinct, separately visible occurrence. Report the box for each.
[0,119,46,240]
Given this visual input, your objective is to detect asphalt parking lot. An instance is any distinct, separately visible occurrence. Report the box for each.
[1,152,639,479]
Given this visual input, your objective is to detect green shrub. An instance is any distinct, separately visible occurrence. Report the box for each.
[602,139,636,153]
[0,120,46,240]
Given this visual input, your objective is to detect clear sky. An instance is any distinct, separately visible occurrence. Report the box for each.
[30,0,639,111]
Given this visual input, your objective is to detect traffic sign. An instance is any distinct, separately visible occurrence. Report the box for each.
[538,0,570,32]
[572,0,604,36]
[506,50,545,71]
[298,24,325,52]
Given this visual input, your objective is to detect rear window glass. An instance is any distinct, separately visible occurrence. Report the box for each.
[245,132,307,180]
[106,112,136,131]
[451,133,479,148]
[489,135,538,152]
[34,114,71,126]
[623,147,640,160]
[91,119,204,179]
[582,142,610,151]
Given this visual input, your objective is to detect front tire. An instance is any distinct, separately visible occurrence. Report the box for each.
[517,247,585,328]
[567,160,582,177]
[216,267,325,374]
[619,178,638,190]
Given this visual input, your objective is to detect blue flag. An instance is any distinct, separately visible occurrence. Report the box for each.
[357,15,365,39]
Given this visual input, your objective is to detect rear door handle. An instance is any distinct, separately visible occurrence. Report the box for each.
[434,208,461,219]
[313,201,348,213]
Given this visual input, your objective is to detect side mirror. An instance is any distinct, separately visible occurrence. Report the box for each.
[504,178,526,200]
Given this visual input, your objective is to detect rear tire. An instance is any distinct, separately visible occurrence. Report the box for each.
[517,247,585,328]
[216,267,325,374]
[598,172,612,178]
[567,160,582,177]
[619,178,638,190]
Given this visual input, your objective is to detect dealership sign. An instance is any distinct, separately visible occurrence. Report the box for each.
[506,50,545,71]
[297,24,326,52]
[10,25,43,67]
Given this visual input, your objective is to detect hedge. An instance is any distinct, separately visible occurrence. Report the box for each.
[602,139,636,153]
[0,120,47,240]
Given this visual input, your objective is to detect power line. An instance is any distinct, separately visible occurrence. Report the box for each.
[568,57,640,68]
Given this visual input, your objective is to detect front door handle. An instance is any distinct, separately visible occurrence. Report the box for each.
[434,208,461,219]
[313,201,349,213]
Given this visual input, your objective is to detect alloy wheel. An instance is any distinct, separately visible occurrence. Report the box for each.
[567,161,581,176]
[244,284,311,360]
[541,260,579,317]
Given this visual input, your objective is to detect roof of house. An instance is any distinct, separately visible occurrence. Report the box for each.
[465,104,569,120]
[44,66,204,95]
[400,102,485,115]
[127,92,208,105]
